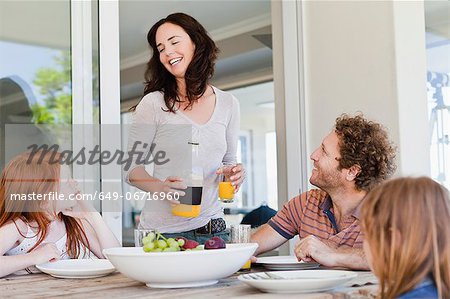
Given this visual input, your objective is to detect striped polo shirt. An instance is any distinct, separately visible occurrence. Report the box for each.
[268,189,364,248]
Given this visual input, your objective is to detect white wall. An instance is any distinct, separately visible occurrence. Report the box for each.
[393,1,430,175]
[302,1,430,178]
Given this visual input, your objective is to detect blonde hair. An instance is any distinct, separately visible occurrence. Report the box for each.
[361,177,450,298]
[0,150,90,258]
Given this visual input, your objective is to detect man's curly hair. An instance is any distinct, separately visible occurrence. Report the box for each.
[334,114,397,192]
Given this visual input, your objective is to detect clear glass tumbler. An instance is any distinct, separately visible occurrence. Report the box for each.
[230,224,251,270]
[218,162,236,203]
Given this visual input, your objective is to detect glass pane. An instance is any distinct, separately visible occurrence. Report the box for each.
[0,1,71,171]
[226,81,278,213]
[92,0,100,124]
[119,0,273,245]
[424,1,450,189]
[72,0,101,213]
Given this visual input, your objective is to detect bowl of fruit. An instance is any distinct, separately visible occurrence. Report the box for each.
[103,232,258,288]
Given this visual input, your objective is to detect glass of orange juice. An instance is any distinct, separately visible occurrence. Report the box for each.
[230,224,252,271]
[218,162,235,203]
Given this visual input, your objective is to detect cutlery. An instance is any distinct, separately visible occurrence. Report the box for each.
[245,272,348,280]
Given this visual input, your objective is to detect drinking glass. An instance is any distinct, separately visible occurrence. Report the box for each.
[218,162,235,203]
[230,224,251,270]
[134,229,155,247]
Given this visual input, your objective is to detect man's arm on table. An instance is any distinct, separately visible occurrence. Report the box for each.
[334,246,369,270]
[251,225,369,270]
[250,223,288,256]
[294,235,369,270]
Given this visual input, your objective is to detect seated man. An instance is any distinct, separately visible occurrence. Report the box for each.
[251,114,396,270]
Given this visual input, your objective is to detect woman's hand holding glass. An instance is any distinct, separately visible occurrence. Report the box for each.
[230,164,245,192]
[216,163,245,193]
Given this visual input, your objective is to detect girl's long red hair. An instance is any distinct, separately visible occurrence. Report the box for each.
[0,151,90,258]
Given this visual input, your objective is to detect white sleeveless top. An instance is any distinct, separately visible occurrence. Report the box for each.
[5,224,93,275]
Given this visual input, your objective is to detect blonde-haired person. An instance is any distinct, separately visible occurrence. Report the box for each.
[361,177,450,298]
[0,151,120,277]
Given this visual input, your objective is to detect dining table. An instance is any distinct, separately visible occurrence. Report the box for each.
[1,266,378,299]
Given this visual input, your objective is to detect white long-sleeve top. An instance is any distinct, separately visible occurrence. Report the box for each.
[124,86,240,233]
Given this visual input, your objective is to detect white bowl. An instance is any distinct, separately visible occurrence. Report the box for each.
[103,243,258,288]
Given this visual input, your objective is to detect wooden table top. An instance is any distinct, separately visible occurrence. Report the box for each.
[1,268,378,299]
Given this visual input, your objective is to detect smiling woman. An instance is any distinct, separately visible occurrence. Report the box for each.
[155,22,196,81]
[143,12,219,112]
[124,13,244,243]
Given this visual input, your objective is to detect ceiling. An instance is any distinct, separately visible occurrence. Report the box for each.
[119,0,271,63]
[118,0,450,102]
[0,0,448,103]
[424,1,450,74]
[118,0,272,101]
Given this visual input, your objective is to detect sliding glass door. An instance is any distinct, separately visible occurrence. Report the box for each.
[0,0,122,239]
[1,0,304,246]
[0,0,72,170]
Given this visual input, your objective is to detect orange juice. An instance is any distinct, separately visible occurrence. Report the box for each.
[219,181,234,202]
[172,185,202,218]
[241,259,251,270]
[172,204,201,217]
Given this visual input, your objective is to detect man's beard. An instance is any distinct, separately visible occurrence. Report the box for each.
[309,169,341,192]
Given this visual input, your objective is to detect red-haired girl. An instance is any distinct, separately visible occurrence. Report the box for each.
[0,151,120,277]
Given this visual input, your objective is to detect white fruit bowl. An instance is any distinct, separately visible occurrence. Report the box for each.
[103,243,258,288]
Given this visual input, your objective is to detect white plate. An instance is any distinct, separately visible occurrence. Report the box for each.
[256,256,320,270]
[238,270,358,294]
[36,259,115,279]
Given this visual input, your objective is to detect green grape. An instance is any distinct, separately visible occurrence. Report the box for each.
[163,247,178,252]
[142,231,191,253]
[168,240,178,248]
[147,232,156,242]
[143,242,155,252]
[170,244,180,251]
[157,240,168,249]
[142,236,152,245]
[194,245,204,250]
[169,242,178,248]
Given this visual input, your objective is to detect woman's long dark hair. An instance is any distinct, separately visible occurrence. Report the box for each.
[133,13,219,113]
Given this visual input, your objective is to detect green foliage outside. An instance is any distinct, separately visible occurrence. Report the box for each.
[31,51,72,124]
[31,50,100,124]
